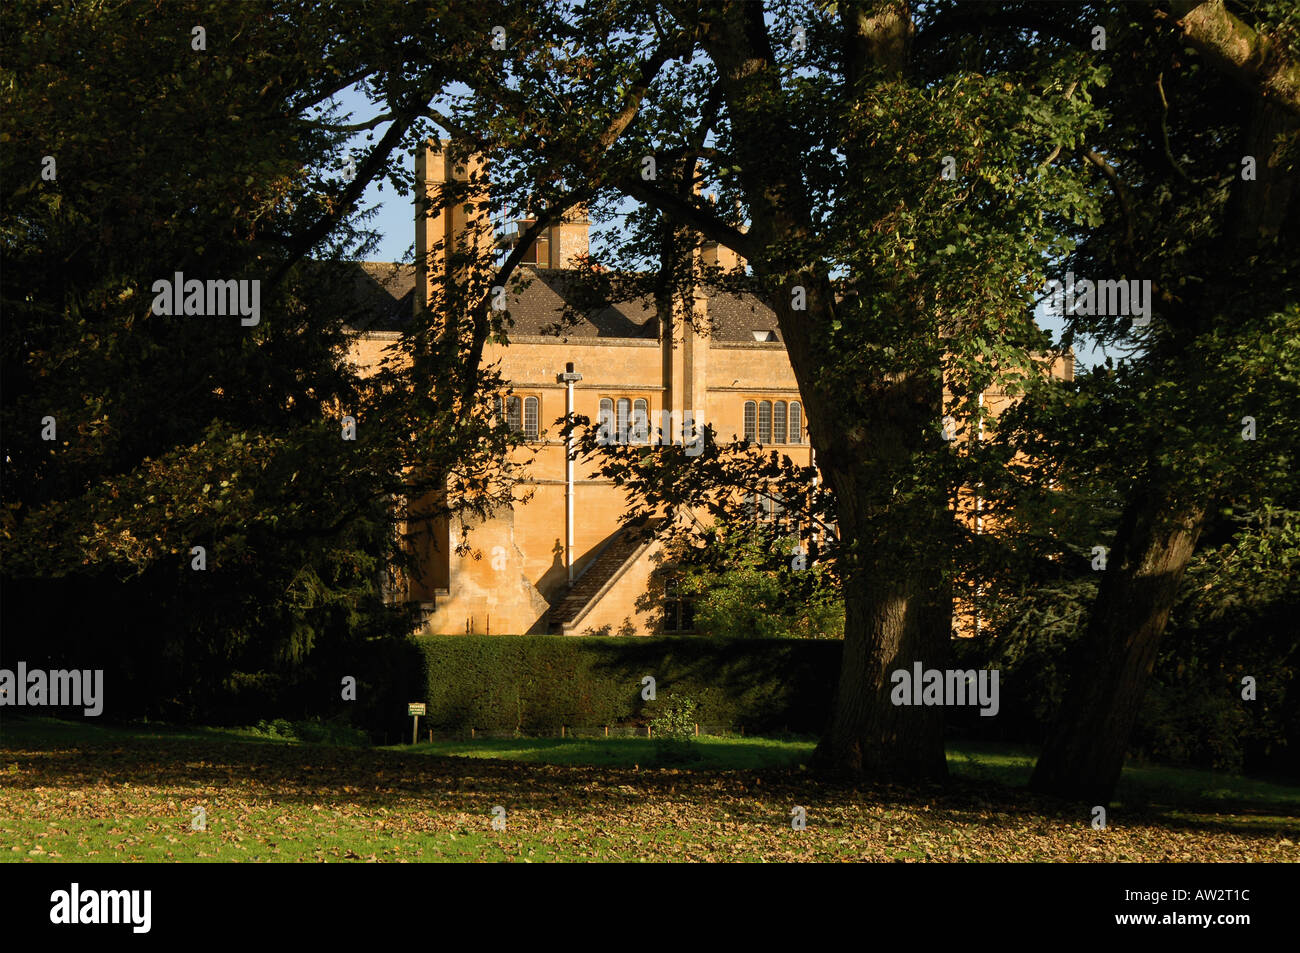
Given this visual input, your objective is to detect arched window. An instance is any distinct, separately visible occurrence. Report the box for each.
[789,402,803,443]
[598,398,614,442]
[523,396,539,440]
[616,398,631,444]
[631,398,649,444]
[506,396,522,433]
[743,401,757,441]
[758,400,772,444]
[773,401,787,443]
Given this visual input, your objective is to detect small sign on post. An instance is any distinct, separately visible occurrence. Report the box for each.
[408,702,426,744]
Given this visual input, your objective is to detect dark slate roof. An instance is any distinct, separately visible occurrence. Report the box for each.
[337,262,781,342]
[706,286,783,343]
[502,269,658,339]
[308,261,416,333]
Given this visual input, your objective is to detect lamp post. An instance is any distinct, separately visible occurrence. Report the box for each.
[557,361,583,584]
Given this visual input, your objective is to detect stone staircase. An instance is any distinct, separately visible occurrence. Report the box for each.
[549,520,660,633]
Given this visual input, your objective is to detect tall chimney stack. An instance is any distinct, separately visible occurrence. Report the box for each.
[415,138,492,316]
[551,206,590,269]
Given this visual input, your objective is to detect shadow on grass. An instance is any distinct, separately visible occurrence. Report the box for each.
[3,716,1296,838]
[396,735,816,770]
[949,739,1300,818]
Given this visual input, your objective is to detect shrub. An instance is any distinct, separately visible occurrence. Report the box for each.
[650,692,699,740]
[399,635,841,734]
[250,715,369,746]
[667,519,844,639]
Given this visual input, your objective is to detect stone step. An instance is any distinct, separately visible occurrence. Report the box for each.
[549,521,659,629]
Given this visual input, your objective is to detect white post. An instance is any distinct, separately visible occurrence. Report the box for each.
[558,362,583,584]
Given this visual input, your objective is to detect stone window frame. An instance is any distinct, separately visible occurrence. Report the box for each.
[742,398,804,445]
[496,393,542,441]
[598,394,653,445]
[662,574,696,633]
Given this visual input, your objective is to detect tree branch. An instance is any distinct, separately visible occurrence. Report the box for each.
[1156,72,1198,185]
[309,112,396,133]
[289,68,378,113]
[1173,0,1300,116]
[1038,81,1078,169]
[454,35,697,404]
[455,190,593,410]
[619,175,757,257]
[596,34,696,152]
[1084,149,1137,255]
[265,100,423,295]
[421,108,492,151]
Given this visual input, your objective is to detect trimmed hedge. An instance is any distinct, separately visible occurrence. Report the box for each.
[406,635,842,734]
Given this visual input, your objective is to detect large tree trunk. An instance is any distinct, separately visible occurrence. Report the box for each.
[1030,75,1296,802]
[696,1,949,781]
[810,0,949,780]
[1030,492,1205,802]
[1173,1,1300,117]
[819,576,949,779]
[810,370,952,781]
[1028,6,1299,801]
[817,527,952,779]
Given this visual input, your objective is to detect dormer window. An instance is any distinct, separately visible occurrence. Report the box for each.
[528,232,550,267]
[515,219,551,267]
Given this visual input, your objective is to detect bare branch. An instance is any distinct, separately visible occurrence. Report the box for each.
[1156,72,1198,186]
[1084,149,1136,254]
[310,112,396,133]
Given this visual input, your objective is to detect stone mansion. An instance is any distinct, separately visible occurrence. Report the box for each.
[342,140,1070,637]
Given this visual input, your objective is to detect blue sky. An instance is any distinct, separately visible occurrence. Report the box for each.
[330,87,410,263]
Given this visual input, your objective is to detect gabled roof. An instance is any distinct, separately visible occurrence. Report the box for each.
[333,261,782,343]
[329,262,416,333]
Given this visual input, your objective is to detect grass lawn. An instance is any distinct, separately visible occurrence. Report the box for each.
[400,734,814,770]
[403,735,1300,814]
[2,716,1296,862]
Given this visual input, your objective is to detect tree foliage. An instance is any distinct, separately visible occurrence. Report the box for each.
[0,0,523,716]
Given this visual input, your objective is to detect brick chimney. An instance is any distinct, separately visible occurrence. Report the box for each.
[508,206,590,269]
[550,206,590,268]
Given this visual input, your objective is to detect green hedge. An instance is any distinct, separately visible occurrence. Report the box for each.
[406,635,842,733]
